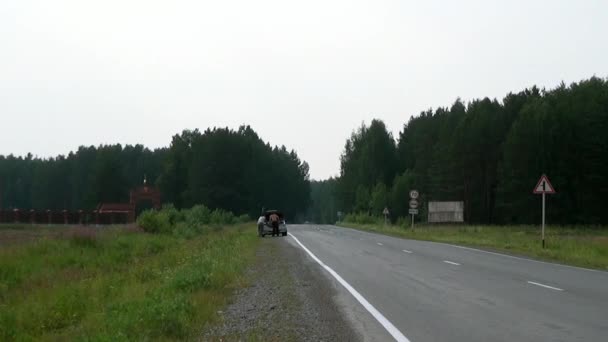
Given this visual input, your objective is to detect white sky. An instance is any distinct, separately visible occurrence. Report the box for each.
[1,0,607,180]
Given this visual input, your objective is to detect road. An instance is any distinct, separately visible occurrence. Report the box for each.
[285,224,608,342]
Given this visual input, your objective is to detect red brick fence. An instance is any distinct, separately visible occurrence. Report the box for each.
[0,209,130,225]
[0,184,161,226]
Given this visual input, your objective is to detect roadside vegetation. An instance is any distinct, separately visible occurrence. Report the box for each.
[307,77,608,270]
[0,206,257,341]
[338,219,608,270]
[137,204,250,236]
[0,125,310,220]
[310,77,608,226]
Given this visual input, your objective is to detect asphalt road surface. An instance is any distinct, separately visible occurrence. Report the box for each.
[285,224,608,342]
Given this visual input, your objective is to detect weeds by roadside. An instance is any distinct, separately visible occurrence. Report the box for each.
[0,218,257,340]
[338,222,608,270]
[137,204,250,237]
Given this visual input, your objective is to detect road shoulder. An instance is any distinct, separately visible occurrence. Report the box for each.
[201,237,361,341]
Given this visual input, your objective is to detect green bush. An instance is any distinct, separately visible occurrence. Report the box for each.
[209,209,235,225]
[137,210,171,233]
[184,205,211,225]
[162,204,185,225]
[137,205,244,235]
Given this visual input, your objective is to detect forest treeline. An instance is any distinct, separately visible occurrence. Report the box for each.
[3,77,607,225]
[311,77,608,225]
[0,125,310,219]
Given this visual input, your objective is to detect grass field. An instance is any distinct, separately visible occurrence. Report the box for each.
[0,223,258,341]
[338,222,608,270]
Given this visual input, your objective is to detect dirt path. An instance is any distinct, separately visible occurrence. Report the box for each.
[202,236,361,341]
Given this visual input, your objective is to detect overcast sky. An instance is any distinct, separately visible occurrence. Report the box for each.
[1,0,607,180]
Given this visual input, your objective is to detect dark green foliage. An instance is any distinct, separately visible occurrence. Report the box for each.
[185,204,212,225]
[158,126,310,219]
[497,79,608,224]
[0,145,165,210]
[137,210,172,234]
[332,77,608,225]
[389,170,417,219]
[306,178,338,223]
[0,126,310,219]
[337,120,398,213]
[369,182,389,214]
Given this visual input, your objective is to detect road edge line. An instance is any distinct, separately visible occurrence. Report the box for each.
[288,233,410,342]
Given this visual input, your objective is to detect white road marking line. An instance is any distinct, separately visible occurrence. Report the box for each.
[443,260,461,266]
[402,249,413,254]
[377,242,383,246]
[288,233,410,342]
[527,281,564,291]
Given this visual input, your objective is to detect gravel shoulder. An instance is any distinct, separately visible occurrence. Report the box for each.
[202,236,361,342]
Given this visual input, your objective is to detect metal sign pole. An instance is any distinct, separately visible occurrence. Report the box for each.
[533,175,554,249]
[408,190,419,231]
[542,192,545,249]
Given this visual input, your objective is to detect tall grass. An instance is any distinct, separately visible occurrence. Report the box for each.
[338,222,608,270]
[137,204,250,236]
[0,223,258,340]
[343,212,384,225]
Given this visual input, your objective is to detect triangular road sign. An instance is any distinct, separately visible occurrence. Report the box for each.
[533,174,556,194]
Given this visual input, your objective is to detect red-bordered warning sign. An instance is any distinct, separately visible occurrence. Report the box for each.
[533,174,556,194]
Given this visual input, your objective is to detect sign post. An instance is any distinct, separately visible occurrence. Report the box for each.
[411,210,414,228]
[383,207,390,225]
[533,174,556,248]
[542,193,545,247]
[409,190,419,230]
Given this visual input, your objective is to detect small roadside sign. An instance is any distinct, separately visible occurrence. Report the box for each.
[533,174,556,249]
[408,191,419,230]
[382,207,390,225]
[533,174,556,194]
